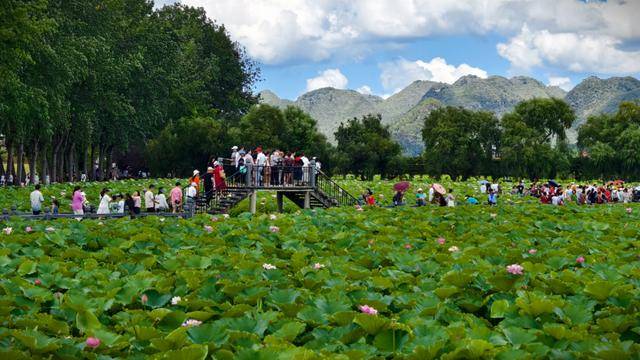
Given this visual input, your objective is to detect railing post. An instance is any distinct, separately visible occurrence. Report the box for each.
[246,164,253,187]
[310,160,316,188]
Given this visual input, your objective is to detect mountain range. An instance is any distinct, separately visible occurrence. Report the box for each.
[259,75,640,155]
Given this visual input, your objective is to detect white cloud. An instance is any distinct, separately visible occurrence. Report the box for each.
[181,0,640,72]
[498,25,640,74]
[379,57,488,92]
[548,76,573,91]
[356,85,373,95]
[306,69,348,92]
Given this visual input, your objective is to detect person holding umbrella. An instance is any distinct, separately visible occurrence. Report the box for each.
[393,181,410,206]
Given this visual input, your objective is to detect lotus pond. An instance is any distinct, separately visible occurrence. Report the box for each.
[1,200,639,359]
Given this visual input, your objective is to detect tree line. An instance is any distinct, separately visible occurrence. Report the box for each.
[1,0,258,184]
[333,98,640,181]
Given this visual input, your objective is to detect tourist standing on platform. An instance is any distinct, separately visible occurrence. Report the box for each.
[231,146,240,167]
[203,167,215,202]
[255,147,267,185]
[301,152,310,184]
[97,188,112,215]
[214,161,227,193]
[30,185,45,215]
[170,182,183,213]
[144,185,157,212]
[189,170,201,192]
[185,182,197,212]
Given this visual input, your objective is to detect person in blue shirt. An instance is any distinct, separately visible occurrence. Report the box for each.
[465,195,479,205]
[488,189,498,205]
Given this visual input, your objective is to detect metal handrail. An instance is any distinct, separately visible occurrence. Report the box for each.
[315,169,360,206]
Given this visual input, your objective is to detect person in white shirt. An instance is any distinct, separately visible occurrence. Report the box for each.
[144,185,157,212]
[30,185,45,215]
[300,153,310,183]
[255,147,267,185]
[97,188,112,215]
[155,188,169,212]
[185,182,197,213]
[428,187,434,203]
[446,189,455,207]
[480,183,487,194]
[231,146,239,167]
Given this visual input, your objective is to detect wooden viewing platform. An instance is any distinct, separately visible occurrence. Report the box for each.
[196,161,360,214]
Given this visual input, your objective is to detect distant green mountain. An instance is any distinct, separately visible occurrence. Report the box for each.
[390,98,442,155]
[421,75,564,116]
[565,76,640,127]
[259,75,639,154]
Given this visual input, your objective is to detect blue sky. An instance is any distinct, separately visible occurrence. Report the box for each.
[156,0,640,100]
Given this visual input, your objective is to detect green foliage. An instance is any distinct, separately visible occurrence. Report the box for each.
[500,98,575,179]
[146,115,227,176]
[334,114,402,179]
[577,101,640,179]
[422,106,500,179]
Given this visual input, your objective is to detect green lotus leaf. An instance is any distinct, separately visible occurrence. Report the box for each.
[150,344,208,360]
[490,299,512,318]
[354,313,390,335]
[12,329,60,353]
[143,289,172,308]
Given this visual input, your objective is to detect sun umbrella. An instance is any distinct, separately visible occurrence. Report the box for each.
[548,180,559,187]
[394,181,410,192]
[432,183,446,195]
[478,180,490,185]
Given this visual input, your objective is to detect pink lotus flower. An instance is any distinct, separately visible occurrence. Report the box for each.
[576,256,585,264]
[3,227,12,235]
[448,246,460,253]
[528,249,537,255]
[211,216,219,222]
[437,237,446,245]
[222,214,230,219]
[25,226,33,233]
[86,337,100,348]
[34,279,42,286]
[262,263,277,270]
[313,263,325,270]
[181,319,202,327]
[204,225,213,233]
[626,208,632,214]
[506,264,524,275]
[270,214,277,220]
[355,205,363,211]
[358,305,378,315]
[141,294,148,305]
[45,227,55,232]
[404,244,412,249]
[269,226,279,233]
[171,296,181,305]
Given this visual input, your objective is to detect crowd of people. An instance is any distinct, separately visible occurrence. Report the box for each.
[226,146,321,187]
[27,182,198,217]
[520,181,640,205]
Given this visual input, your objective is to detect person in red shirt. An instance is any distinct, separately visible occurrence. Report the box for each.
[213,162,226,193]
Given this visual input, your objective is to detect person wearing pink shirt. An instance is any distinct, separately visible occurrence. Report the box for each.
[71,186,85,215]
[170,182,183,213]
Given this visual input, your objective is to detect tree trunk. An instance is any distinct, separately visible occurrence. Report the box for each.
[51,139,63,183]
[82,146,88,179]
[59,144,66,182]
[29,141,39,184]
[98,145,104,181]
[6,140,14,178]
[16,142,24,185]
[42,150,48,184]
[90,145,96,180]
[106,146,113,180]
[66,145,73,182]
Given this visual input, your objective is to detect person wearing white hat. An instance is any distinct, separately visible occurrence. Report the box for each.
[231,146,240,168]
[189,170,201,192]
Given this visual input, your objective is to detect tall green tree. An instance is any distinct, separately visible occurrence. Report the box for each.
[500,98,575,179]
[577,101,640,179]
[422,107,501,179]
[334,114,401,180]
